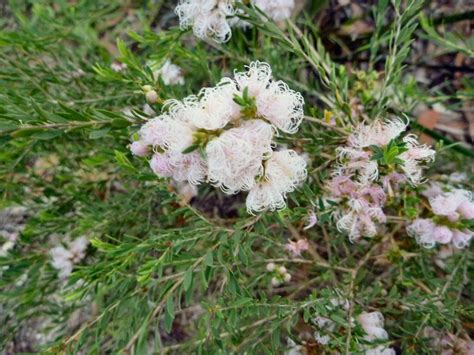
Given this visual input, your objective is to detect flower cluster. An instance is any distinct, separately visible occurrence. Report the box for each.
[130,61,307,213]
[313,299,350,345]
[50,236,89,279]
[407,185,473,249]
[312,303,395,354]
[358,312,395,355]
[175,0,295,43]
[423,327,474,354]
[326,118,435,241]
[285,238,309,257]
[266,262,291,286]
[0,206,27,257]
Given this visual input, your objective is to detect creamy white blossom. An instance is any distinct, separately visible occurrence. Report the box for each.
[246,149,307,213]
[175,1,295,42]
[206,119,273,193]
[358,312,396,355]
[337,118,434,184]
[399,135,435,184]
[175,0,235,43]
[130,61,306,212]
[429,189,471,221]
[50,236,89,279]
[254,0,295,21]
[153,59,184,85]
[234,61,305,133]
[192,78,241,130]
[150,151,206,185]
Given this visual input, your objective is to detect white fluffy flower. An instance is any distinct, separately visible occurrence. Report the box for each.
[256,80,304,133]
[347,118,407,149]
[206,119,273,193]
[254,0,295,21]
[138,116,170,148]
[162,102,199,152]
[406,218,436,248]
[358,312,388,341]
[337,119,408,183]
[365,345,396,355]
[139,112,196,154]
[175,0,235,43]
[336,206,386,241]
[429,189,471,221]
[154,59,184,85]
[235,61,273,98]
[246,149,307,213]
[338,118,434,184]
[399,135,435,184]
[129,140,149,157]
[192,78,241,130]
[150,151,206,185]
[234,61,304,133]
[50,236,89,279]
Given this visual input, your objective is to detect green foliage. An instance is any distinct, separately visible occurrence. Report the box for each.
[0,1,472,354]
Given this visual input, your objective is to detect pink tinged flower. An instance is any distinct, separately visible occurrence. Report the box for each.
[421,182,443,199]
[452,230,472,249]
[161,102,198,152]
[399,135,435,184]
[327,175,358,198]
[246,150,307,213]
[303,211,317,230]
[336,205,385,241]
[150,153,173,178]
[139,116,169,148]
[360,185,387,207]
[129,140,149,157]
[206,119,273,193]
[285,239,309,257]
[167,151,207,185]
[336,146,379,183]
[383,172,407,191]
[347,118,407,150]
[433,226,453,244]
[429,189,470,218]
[407,218,436,248]
[457,201,474,219]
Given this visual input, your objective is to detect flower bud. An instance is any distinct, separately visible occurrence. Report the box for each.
[142,85,153,92]
[283,273,291,282]
[278,266,287,274]
[266,262,276,272]
[146,90,158,104]
[271,277,281,287]
[130,141,149,157]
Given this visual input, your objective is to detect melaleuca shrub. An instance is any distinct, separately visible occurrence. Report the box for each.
[0,1,473,354]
